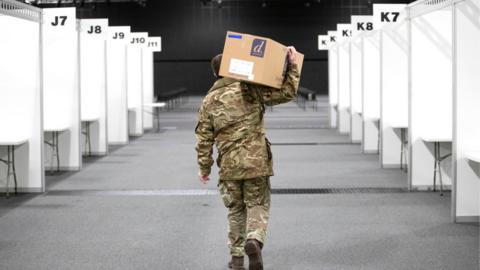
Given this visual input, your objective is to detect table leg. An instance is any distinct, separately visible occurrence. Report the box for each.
[400,129,404,170]
[11,146,17,195]
[439,161,444,196]
[83,123,87,156]
[5,146,11,198]
[50,133,55,175]
[84,123,86,155]
[404,130,407,167]
[156,107,161,133]
[87,122,92,156]
[433,142,438,192]
[438,142,444,196]
[377,120,381,154]
[55,132,60,172]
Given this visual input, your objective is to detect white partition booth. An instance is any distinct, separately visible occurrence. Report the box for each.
[0,1,43,194]
[142,36,162,130]
[452,0,480,223]
[327,31,338,129]
[379,6,409,169]
[42,7,81,172]
[79,19,109,156]
[408,2,452,192]
[362,4,408,155]
[361,29,381,154]
[350,16,374,143]
[128,32,148,136]
[336,24,352,134]
[349,35,362,143]
[106,26,130,145]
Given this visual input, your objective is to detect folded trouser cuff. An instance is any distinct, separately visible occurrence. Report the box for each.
[246,232,266,245]
[230,247,245,257]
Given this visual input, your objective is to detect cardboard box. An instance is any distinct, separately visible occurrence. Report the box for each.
[219,31,304,89]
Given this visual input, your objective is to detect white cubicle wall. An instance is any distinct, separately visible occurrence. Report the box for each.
[361,30,381,153]
[142,37,154,130]
[409,4,452,190]
[337,24,352,134]
[350,35,363,143]
[350,16,374,143]
[380,11,409,168]
[327,31,338,129]
[42,8,81,171]
[106,26,130,145]
[127,32,148,136]
[0,4,44,192]
[362,4,407,155]
[452,0,480,223]
[79,19,109,155]
[142,36,162,130]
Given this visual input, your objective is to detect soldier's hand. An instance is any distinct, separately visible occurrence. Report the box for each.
[198,172,210,184]
[287,46,297,64]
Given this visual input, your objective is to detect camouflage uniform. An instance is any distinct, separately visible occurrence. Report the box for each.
[195,63,300,257]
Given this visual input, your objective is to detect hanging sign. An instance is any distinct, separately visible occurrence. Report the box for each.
[45,7,76,33]
[146,37,162,52]
[337,24,352,43]
[130,32,149,48]
[351,15,374,37]
[373,4,407,30]
[318,35,329,50]
[79,19,108,40]
[327,31,337,45]
[109,26,131,44]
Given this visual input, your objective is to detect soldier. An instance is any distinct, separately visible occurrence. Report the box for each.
[195,47,300,270]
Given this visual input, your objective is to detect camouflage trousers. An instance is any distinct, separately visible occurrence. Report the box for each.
[218,176,271,257]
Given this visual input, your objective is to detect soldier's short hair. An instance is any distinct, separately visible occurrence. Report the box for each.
[211,54,222,78]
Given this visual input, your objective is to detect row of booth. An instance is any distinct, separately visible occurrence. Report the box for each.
[0,2,162,197]
[318,0,480,223]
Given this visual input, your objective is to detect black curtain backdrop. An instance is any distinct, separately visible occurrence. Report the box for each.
[71,0,412,96]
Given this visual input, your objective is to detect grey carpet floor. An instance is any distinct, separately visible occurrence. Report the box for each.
[0,96,478,270]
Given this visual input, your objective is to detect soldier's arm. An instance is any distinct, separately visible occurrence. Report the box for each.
[195,103,215,176]
[257,63,300,106]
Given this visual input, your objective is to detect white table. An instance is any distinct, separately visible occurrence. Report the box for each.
[143,102,166,109]
[81,116,99,156]
[44,125,69,133]
[44,124,69,174]
[465,151,480,164]
[391,124,408,171]
[144,102,166,133]
[422,136,452,195]
[0,137,28,197]
[365,116,380,122]
[391,124,407,129]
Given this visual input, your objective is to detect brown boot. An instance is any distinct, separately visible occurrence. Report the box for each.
[245,239,263,270]
[228,256,246,270]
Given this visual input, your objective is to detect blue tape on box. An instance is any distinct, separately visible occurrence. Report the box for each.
[228,34,242,39]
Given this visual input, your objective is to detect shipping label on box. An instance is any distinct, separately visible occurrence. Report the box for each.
[229,58,255,80]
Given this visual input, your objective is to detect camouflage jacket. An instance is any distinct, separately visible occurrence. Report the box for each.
[195,63,300,181]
